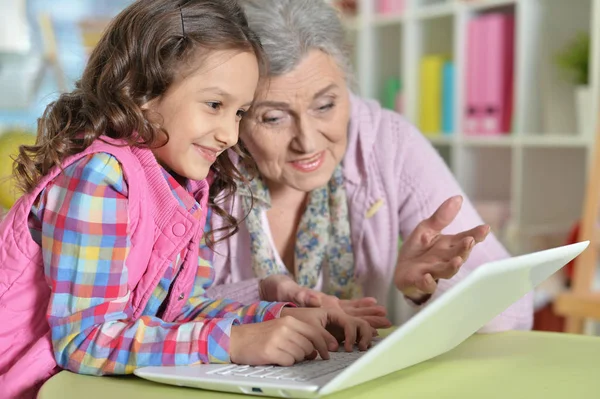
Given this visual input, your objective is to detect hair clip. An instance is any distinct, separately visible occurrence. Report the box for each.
[179,6,186,38]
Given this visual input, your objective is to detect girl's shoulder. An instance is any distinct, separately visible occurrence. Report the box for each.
[52,152,129,197]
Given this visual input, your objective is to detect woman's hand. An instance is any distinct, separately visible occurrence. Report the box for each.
[394,195,490,303]
[259,275,392,328]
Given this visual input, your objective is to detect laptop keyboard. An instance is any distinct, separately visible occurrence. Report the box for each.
[209,350,366,382]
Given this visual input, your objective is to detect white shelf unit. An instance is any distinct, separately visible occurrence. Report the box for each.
[341,0,600,256]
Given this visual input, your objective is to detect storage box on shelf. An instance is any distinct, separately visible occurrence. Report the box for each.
[341,0,600,258]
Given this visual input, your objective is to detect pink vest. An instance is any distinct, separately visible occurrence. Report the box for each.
[0,138,209,398]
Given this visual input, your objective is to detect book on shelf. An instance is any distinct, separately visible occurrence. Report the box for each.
[376,0,406,15]
[464,12,515,136]
[382,77,403,114]
[465,17,485,135]
[442,61,455,135]
[419,55,445,136]
[482,13,515,135]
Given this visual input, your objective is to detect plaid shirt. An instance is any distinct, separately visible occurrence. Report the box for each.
[29,152,286,375]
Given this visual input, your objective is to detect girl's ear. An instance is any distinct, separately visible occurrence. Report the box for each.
[141,97,163,126]
[141,97,157,111]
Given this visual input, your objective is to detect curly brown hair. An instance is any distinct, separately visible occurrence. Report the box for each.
[14,0,262,246]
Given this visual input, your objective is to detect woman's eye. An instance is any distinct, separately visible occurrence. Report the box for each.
[317,103,335,112]
[261,111,285,124]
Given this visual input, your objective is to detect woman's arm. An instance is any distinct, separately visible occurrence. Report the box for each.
[394,123,533,331]
[205,278,262,304]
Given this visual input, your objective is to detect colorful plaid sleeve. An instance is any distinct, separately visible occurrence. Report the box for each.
[174,207,291,325]
[38,153,238,375]
[178,297,289,324]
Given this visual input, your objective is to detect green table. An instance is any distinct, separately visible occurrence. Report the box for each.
[39,331,600,399]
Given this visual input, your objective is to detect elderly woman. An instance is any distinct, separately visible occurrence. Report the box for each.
[206,0,532,331]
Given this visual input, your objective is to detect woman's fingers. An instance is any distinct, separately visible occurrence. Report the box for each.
[293,288,323,308]
[340,297,378,308]
[343,306,392,329]
[439,224,490,248]
[424,235,475,266]
[359,315,393,329]
[342,305,387,318]
[416,196,463,235]
[415,272,438,294]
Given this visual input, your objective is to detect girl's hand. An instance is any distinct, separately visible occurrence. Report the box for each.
[259,275,392,328]
[229,307,375,366]
[394,195,490,302]
[229,315,336,366]
[281,307,375,352]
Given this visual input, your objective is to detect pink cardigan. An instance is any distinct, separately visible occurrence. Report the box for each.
[207,95,533,332]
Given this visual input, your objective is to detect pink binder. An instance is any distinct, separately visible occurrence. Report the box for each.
[464,17,486,135]
[481,13,515,135]
[377,0,405,14]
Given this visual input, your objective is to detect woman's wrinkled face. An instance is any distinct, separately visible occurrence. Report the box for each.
[242,50,350,192]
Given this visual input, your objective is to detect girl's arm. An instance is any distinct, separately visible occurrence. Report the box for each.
[38,153,275,376]
[175,212,290,323]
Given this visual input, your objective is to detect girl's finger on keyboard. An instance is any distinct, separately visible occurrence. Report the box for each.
[280,333,310,363]
[288,328,318,359]
[274,349,297,367]
[357,322,374,351]
[343,322,357,352]
[305,350,318,361]
[291,318,332,360]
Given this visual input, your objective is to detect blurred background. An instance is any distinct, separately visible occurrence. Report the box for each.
[0,0,599,335]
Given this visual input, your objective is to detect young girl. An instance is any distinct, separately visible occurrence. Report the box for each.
[0,1,373,397]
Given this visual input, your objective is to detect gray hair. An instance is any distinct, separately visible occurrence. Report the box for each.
[239,0,354,82]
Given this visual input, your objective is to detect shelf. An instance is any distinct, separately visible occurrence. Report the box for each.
[461,135,514,147]
[342,0,598,262]
[414,2,455,20]
[427,135,454,145]
[372,13,405,27]
[464,0,518,12]
[460,146,512,202]
[520,135,591,148]
[433,142,453,168]
[427,134,591,148]
[520,147,586,228]
[372,23,403,107]
[518,0,594,134]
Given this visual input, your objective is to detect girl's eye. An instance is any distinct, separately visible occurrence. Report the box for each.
[236,109,247,120]
[206,101,222,110]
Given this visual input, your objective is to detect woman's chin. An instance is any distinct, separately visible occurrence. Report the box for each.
[285,167,335,192]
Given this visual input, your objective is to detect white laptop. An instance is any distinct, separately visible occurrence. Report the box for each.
[134,241,589,398]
